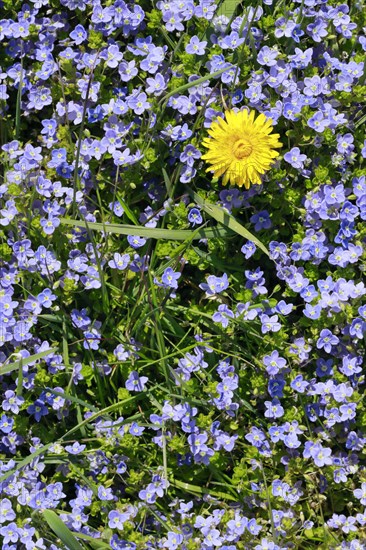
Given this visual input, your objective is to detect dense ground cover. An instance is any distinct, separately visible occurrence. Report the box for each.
[0,0,366,548]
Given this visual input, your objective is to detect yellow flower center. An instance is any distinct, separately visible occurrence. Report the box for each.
[233,138,253,159]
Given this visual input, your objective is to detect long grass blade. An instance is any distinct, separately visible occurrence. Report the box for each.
[0,395,144,483]
[190,191,269,255]
[60,218,233,240]
[170,478,237,501]
[42,510,85,550]
[0,347,59,376]
[15,56,24,141]
[160,66,235,104]
[216,0,241,17]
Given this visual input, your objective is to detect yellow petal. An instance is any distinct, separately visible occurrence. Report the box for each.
[201,108,282,189]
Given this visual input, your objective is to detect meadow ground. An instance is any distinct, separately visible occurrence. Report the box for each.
[0,0,366,548]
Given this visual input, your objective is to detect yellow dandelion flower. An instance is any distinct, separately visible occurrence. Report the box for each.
[201,109,282,189]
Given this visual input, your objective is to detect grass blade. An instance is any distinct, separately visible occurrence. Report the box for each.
[60,218,233,240]
[0,347,59,376]
[0,441,54,483]
[42,510,85,550]
[66,532,111,549]
[0,396,144,484]
[160,66,235,105]
[33,386,100,413]
[162,168,173,196]
[216,0,241,17]
[170,478,237,501]
[15,56,24,141]
[190,191,269,255]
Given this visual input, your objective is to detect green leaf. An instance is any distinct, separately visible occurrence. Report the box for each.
[190,191,269,255]
[60,218,232,241]
[42,510,85,550]
[0,347,59,376]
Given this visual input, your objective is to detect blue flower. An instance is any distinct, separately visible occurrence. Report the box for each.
[257,46,279,66]
[98,485,114,501]
[250,210,272,231]
[0,522,20,544]
[199,273,229,296]
[263,350,287,376]
[109,253,130,270]
[316,329,339,353]
[69,23,87,44]
[125,371,148,392]
[260,314,281,334]
[264,399,284,419]
[188,208,202,226]
[241,240,256,259]
[27,400,48,422]
[284,147,307,169]
[354,483,366,505]
[185,35,207,55]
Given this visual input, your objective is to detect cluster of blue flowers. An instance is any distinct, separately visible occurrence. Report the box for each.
[0,0,366,548]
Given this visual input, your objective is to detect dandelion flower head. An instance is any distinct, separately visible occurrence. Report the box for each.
[202,109,282,189]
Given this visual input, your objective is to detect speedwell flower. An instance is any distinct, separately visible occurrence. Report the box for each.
[201,109,282,188]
